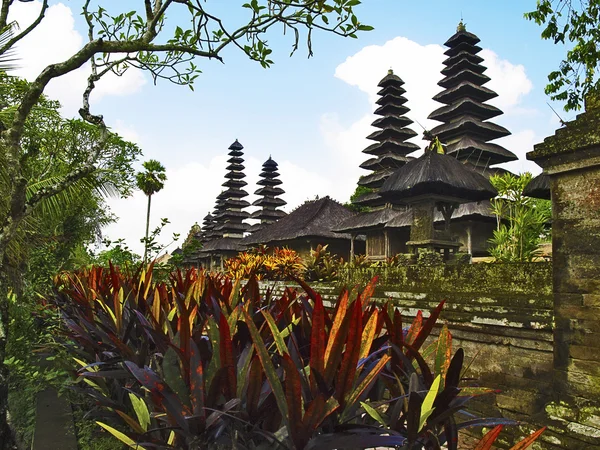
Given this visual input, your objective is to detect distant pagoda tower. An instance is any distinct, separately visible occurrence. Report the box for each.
[355,69,420,207]
[428,21,517,172]
[205,196,225,240]
[249,157,287,233]
[199,212,214,243]
[213,140,250,238]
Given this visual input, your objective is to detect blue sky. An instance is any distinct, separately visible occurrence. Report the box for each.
[10,1,569,254]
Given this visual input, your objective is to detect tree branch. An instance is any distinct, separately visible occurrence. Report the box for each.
[0,0,13,31]
[0,0,49,56]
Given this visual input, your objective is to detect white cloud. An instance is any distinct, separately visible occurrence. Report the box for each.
[9,1,146,117]
[334,37,445,137]
[496,130,542,175]
[480,49,533,113]
[111,120,143,146]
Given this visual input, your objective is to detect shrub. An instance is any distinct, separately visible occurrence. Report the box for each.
[303,244,343,281]
[48,266,545,449]
[417,249,444,266]
[225,245,304,280]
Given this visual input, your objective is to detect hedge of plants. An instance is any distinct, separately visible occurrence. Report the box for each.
[48,264,545,449]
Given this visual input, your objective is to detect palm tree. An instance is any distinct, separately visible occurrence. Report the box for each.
[136,159,167,262]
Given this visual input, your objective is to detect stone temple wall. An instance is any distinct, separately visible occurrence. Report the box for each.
[260,262,599,448]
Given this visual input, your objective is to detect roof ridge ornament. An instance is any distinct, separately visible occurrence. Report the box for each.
[457,19,466,32]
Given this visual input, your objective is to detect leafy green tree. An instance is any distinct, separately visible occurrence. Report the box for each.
[0,73,140,446]
[0,2,370,444]
[136,159,167,262]
[525,1,600,111]
[489,173,552,262]
[95,238,141,270]
[346,177,375,212]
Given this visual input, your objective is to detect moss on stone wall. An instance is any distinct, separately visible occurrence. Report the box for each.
[334,262,552,297]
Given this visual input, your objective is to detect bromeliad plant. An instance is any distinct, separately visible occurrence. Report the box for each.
[49,266,545,449]
[225,245,305,281]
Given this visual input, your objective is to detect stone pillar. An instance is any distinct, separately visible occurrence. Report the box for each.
[527,94,600,403]
[350,235,355,262]
[409,200,435,242]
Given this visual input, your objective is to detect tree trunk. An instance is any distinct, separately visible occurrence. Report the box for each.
[143,194,152,262]
[0,263,15,450]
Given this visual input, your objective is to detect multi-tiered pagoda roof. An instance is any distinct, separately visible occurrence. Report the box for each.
[355,69,420,207]
[249,157,286,233]
[213,140,250,237]
[428,22,517,171]
[205,197,225,240]
[199,212,215,243]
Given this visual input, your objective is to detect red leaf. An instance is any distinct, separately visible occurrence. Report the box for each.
[509,427,547,450]
[282,354,303,447]
[125,361,190,432]
[246,356,262,417]
[412,300,446,352]
[310,294,326,377]
[335,299,362,406]
[474,425,504,450]
[189,339,206,429]
[219,314,237,399]
[360,276,379,309]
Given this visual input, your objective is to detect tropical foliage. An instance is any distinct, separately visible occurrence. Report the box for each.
[304,244,343,282]
[48,266,545,449]
[225,245,304,280]
[489,173,552,262]
[136,160,167,262]
[525,0,600,111]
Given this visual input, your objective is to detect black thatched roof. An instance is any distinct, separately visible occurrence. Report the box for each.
[442,51,484,70]
[251,156,287,228]
[380,151,497,203]
[429,115,510,142]
[438,69,490,88]
[334,208,408,233]
[523,173,551,200]
[383,209,414,228]
[445,136,517,165]
[434,200,495,222]
[338,200,495,232]
[433,81,498,104]
[199,237,246,254]
[352,191,384,207]
[243,196,355,245]
[442,61,485,80]
[444,41,482,58]
[428,98,502,122]
[444,26,481,47]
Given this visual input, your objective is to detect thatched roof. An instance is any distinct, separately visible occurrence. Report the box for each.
[334,208,407,233]
[199,237,246,254]
[429,115,510,141]
[243,196,355,245]
[428,98,502,122]
[434,200,495,223]
[438,69,490,88]
[444,41,482,58]
[380,150,497,203]
[444,27,481,47]
[523,173,551,200]
[433,81,497,104]
[445,136,517,166]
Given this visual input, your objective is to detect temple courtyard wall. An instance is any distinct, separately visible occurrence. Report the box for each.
[259,262,599,449]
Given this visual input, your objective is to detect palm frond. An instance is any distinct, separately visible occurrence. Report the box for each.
[0,21,20,71]
[26,170,119,219]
